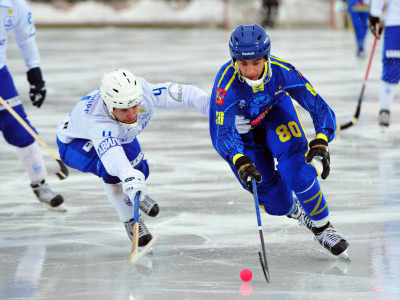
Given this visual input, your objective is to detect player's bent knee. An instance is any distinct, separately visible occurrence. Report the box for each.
[3,126,35,147]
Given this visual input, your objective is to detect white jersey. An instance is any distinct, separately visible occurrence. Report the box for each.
[57,76,209,182]
[0,0,40,70]
[370,0,400,26]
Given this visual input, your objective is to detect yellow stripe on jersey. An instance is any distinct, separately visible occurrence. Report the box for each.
[225,70,237,91]
[217,64,234,88]
[271,56,289,64]
[271,61,290,71]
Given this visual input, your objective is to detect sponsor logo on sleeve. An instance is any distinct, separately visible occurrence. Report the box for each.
[97,137,121,157]
[216,88,226,106]
[168,83,183,102]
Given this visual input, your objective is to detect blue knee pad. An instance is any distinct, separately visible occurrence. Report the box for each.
[0,104,36,147]
[57,137,149,184]
[295,179,329,221]
[0,66,36,147]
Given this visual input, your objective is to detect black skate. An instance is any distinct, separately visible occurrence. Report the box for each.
[124,216,153,247]
[140,195,159,217]
[31,180,66,211]
[379,109,390,128]
[313,222,349,260]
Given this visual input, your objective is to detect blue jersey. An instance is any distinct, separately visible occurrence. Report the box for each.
[209,56,336,163]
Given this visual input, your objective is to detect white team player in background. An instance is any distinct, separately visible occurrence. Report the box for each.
[56,69,209,246]
[369,0,400,127]
[0,0,64,210]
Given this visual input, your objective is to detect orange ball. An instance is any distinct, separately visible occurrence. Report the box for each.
[240,268,252,282]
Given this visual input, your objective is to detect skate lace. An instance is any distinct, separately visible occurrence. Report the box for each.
[297,212,314,230]
[138,220,150,238]
[380,112,390,124]
[139,195,156,214]
[316,227,342,248]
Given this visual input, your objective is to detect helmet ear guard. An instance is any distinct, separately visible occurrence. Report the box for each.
[100,69,143,127]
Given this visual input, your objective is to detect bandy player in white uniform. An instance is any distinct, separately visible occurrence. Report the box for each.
[56,69,209,246]
[369,0,400,127]
[0,0,64,210]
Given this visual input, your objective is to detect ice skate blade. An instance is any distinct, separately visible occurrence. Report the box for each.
[338,249,350,262]
[45,203,67,212]
[380,126,389,133]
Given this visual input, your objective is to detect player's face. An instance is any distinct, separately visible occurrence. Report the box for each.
[113,105,140,124]
[237,58,267,81]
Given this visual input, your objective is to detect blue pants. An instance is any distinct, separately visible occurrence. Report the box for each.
[230,97,321,217]
[57,137,149,184]
[382,26,400,84]
[0,66,36,147]
[347,0,369,52]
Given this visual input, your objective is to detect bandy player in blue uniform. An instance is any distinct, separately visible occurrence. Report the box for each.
[346,0,370,57]
[0,0,64,210]
[209,24,349,258]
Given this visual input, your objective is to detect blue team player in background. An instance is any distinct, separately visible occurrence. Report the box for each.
[345,0,370,57]
[209,24,349,259]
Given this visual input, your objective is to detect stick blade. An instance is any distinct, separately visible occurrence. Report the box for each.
[130,223,139,263]
[258,251,270,283]
[55,159,69,180]
[130,235,158,264]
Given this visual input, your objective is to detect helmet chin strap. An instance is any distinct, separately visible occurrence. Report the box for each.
[234,61,272,87]
[104,101,140,129]
[122,121,138,129]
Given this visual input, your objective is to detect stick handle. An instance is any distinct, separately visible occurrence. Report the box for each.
[130,192,141,263]
[0,96,60,160]
[0,96,68,179]
[251,178,263,228]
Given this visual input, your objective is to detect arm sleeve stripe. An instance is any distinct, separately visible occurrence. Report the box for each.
[271,61,290,71]
[217,64,233,88]
[225,70,238,91]
[271,55,289,63]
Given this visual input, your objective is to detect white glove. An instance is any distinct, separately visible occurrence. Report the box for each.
[122,169,147,202]
[235,115,251,134]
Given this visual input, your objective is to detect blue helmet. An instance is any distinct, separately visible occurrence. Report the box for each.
[229,24,271,61]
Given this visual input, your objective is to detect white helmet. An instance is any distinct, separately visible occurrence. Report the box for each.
[100,69,143,125]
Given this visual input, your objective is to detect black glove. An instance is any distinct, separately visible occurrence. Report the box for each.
[369,15,383,38]
[234,155,262,190]
[305,138,330,180]
[27,67,46,108]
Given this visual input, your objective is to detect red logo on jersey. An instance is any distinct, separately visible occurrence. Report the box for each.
[250,105,274,126]
[216,88,226,106]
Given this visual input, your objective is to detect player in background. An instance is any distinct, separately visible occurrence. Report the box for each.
[369,0,400,127]
[210,24,349,259]
[56,69,209,246]
[261,0,280,28]
[0,0,64,210]
[345,0,371,57]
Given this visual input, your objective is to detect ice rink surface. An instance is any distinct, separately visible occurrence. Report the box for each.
[1,27,400,300]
